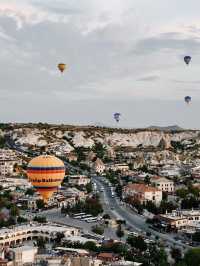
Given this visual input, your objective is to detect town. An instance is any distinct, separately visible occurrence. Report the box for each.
[0,123,199,265]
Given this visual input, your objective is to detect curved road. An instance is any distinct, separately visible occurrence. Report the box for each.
[93,175,191,250]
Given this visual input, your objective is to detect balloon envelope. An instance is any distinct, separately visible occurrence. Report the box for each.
[184,96,191,104]
[184,56,191,65]
[27,155,65,202]
[58,63,66,73]
[114,113,121,122]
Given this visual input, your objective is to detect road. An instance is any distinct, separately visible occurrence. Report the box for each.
[38,208,117,240]
[93,175,191,250]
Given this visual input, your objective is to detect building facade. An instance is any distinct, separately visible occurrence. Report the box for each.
[151,176,174,193]
[123,183,162,205]
[0,149,21,176]
[159,210,200,230]
[68,175,91,186]
[0,223,80,247]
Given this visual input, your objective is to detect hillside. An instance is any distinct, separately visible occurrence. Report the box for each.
[1,123,199,153]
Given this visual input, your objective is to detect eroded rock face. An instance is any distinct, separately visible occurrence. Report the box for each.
[7,126,199,150]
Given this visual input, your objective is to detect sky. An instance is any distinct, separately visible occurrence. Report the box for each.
[1,0,200,128]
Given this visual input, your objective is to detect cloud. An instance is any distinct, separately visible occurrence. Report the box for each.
[1,0,200,127]
[0,1,69,29]
[171,79,200,84]
[137,75,160,82]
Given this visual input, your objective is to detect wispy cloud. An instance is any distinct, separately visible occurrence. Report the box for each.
[137,75,160,82]
[0,2,69,29]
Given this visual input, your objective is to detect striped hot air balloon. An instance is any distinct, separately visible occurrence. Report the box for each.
[27,155,65,202]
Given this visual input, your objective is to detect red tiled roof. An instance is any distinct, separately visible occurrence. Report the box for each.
[98,253,115,258]
[125,183,160,192]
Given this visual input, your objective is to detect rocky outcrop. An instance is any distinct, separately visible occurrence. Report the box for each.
[6,125,199,151]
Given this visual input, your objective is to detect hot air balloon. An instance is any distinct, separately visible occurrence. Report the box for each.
[57,63,66,73]
[184,96,191,104]
[184,56,191,65]
[114,113,121,122]
[27,155,65,202]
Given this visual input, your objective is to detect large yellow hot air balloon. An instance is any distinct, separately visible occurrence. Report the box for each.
[27,155,65,202]
[57,63,66,73]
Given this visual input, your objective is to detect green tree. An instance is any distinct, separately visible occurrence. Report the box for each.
[55,232,65,245]
[184,248,200,266]
[192,231,200,242]
[17,216,28,224]
[84,241,98,252]
[144,175,151,185]
[159,200,177,214]
[36,199,45,210]
[150,246,169,266]
[127,236,147,252]
[92,225,104,235]
[33,216,47,224]
[25,188,35,196]
[181,196,199,209]
[115,184,123,198]
[116,224,124,239]
[36,237,46,249]
[176,188,188,199]
[92,142,107,160]
[171,247,182,263]
[103,214,111,220]
[86,182,93,193]
[10,205,19,217]
[85,196,103,216]
[0,136,6,148]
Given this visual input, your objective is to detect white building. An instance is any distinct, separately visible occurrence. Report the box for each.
[0,149,21,176]
[123,183,162,206]
[105,163,129,172]
[94,158,105,174]
[12,246,37,265]
[0,177,31,191]
[151,176,174,193]
[35,254,102,266]
[68,175,91,186]
[0,223,80,247]
[160,209,200,230]
[159,165,181,178]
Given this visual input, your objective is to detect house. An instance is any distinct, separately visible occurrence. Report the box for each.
[86,151,96,162]
[0,259,13,266]
[106,163,129,172]
[159,165,181,178]
[68,175,91,186]
[97,253,120,262]
[192,166,200,181]
[0,149,21,176]
[11,246,38,266]
[123,183,162,206]
[159,209,200,230]
[61,188,86,204]
[94,158,105,174]
[67,152,78,162]
[111,261,143,266]
[151,176,174,193]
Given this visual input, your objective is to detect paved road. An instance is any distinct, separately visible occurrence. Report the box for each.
[40,208,117,240]
[93,176,191,250]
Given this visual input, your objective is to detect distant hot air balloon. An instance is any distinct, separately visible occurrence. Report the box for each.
[114,113,121,122]
[27,155,65,202]
[184,56,191,65]
[184,96,192,104]
[57,63,66,73]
